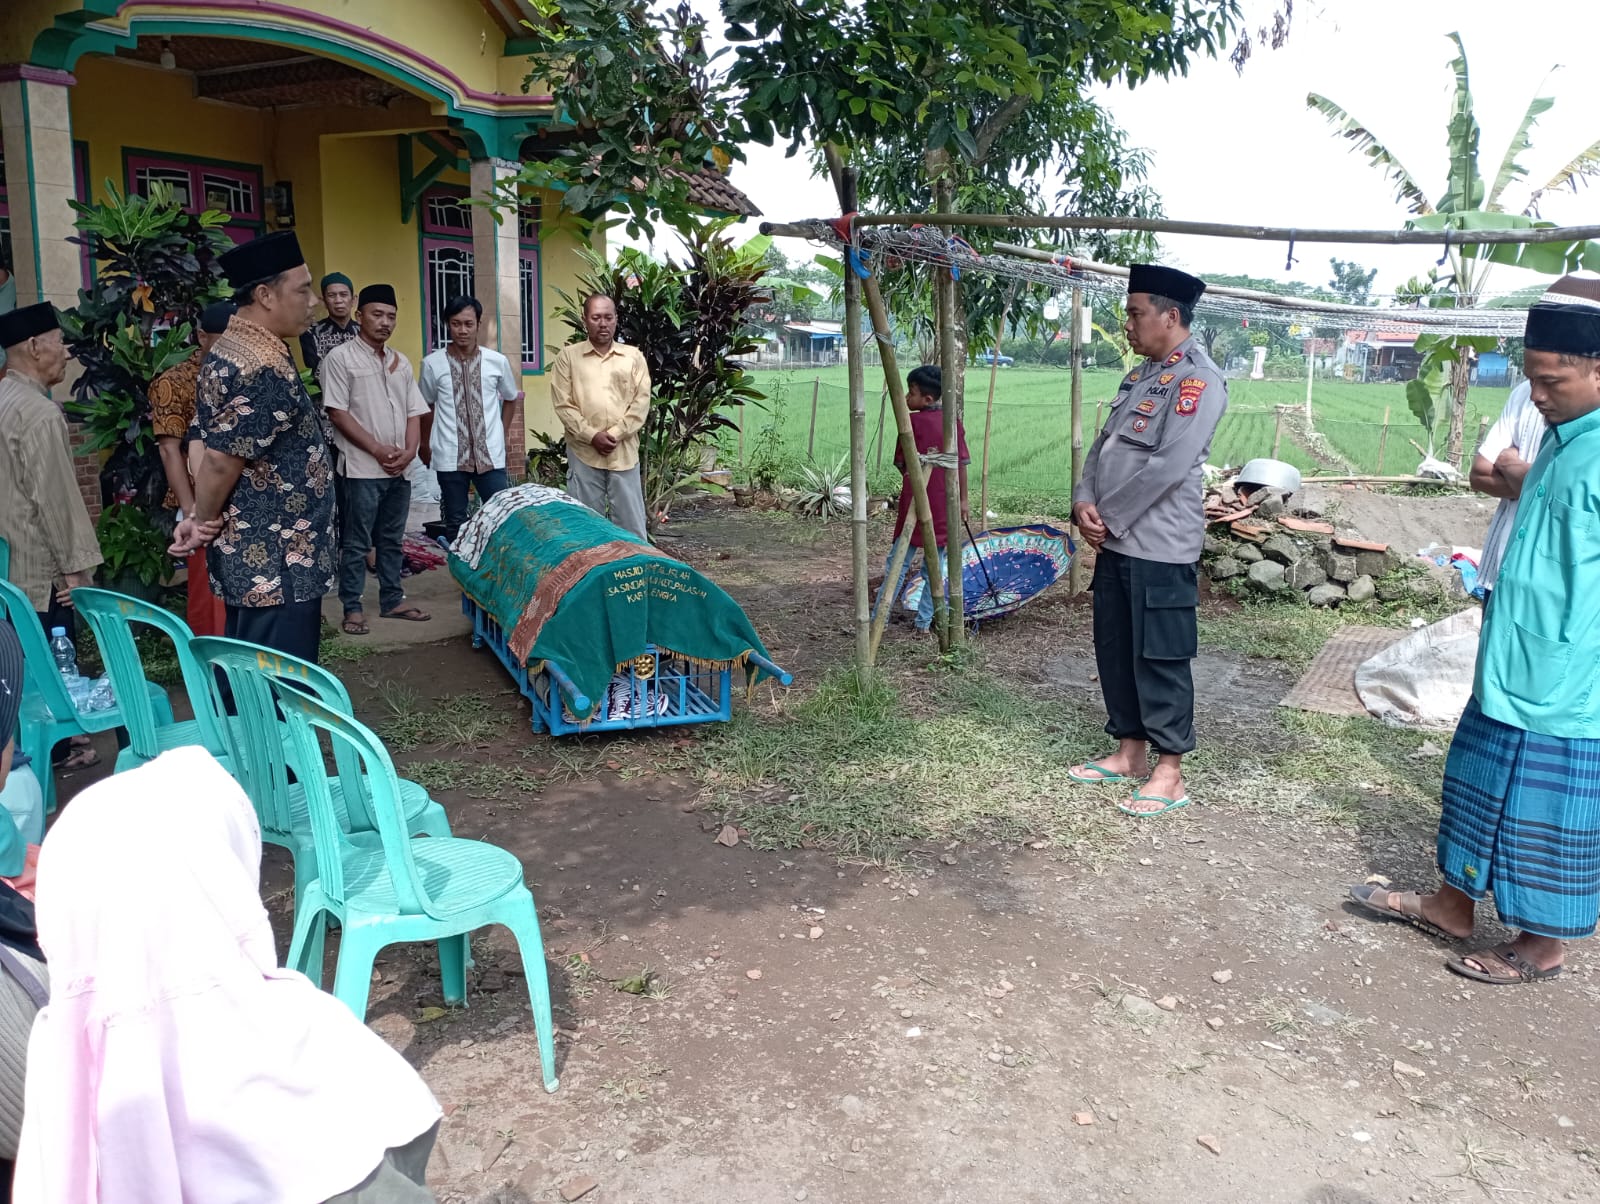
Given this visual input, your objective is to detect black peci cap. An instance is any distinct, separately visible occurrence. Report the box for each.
[219,230,306,291]
[1127,264,1206,307]
[0,302,59,349]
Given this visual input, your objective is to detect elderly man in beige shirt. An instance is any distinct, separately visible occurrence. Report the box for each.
[550,294,651,539]
[321,283,429,633]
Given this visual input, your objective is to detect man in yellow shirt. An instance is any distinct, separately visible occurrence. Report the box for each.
[550,295,651,539]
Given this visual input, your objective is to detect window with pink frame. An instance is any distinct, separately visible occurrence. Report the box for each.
[420,187,542,369]
[124,150,264,245]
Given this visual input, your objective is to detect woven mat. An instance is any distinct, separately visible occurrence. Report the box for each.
[1279,625,1409,717]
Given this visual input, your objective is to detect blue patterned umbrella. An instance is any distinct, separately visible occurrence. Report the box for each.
[900,523,1075,622]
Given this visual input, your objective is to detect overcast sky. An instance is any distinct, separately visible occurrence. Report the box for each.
[695,0,1600,299]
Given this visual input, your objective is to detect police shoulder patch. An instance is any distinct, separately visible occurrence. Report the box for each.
[1163,349,1184,366]
[1174,376,1207,415]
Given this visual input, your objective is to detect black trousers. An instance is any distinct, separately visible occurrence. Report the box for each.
[1091,548,1199,756]
[225,598,323,665]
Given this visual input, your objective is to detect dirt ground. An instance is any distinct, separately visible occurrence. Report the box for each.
[1299,484,1500,558]
[59,494,1600,1204]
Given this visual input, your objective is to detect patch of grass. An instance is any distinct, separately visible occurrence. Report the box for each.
[1198,600,1343,671]
[375,680,427,750]
[404,759,530,800]
[376,684,508,752]
[319,637,381,665]
[1183,708,1444,833]
[1251,995,1306,1037]
[699,661,1123,863]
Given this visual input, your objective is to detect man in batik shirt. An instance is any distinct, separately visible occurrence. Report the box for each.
[171,231,334,664]
[418,294,523,539]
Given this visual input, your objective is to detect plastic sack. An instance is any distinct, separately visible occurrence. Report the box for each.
[1355,608,1481,729]
[1415,454,1463,483]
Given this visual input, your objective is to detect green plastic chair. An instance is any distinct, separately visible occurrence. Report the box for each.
[69,588,232,774]
[0,577,175,813]
[274,686,559,1092]
[189,637,452,912]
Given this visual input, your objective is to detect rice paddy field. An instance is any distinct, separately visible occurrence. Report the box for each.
[728,364,1514,512]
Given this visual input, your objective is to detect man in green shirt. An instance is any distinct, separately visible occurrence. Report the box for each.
[1349,273,1600,985]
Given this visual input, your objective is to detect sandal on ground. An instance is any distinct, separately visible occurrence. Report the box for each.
[1346,884,1465,943]
[57,744,100,771]
[1118,789,1190,818]
[1446,942,1562,985]
[380,606,431,622]
[341,613,371,636]
[1069,760,1143,785]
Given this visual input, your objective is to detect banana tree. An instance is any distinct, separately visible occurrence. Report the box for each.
[1308,31,1600,462]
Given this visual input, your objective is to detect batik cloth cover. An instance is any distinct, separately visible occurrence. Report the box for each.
[449,484,777,718]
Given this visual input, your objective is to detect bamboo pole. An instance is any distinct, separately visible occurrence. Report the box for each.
[935,175,963,650]
[1068,286,1085,596]
[987,243,1530,329]
[1302,474,1469,486]
[839,167,872,670]
[860,272,946,630]
[1272,406,1285,459]
[978,298,1009,527]
[868,523,915,662]
[817,141,946,659]
[851,213,1600,247]
[1469,415,1490,474]
[1303,328,1315,422]
[1376,406,1391,474]
[875,385,888,469]
[806,375,820,458]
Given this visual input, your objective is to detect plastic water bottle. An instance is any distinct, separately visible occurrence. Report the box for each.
[49,627,78,681]
[49,628,92,710]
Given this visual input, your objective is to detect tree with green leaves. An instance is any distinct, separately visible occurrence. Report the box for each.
[1308,31,1600,461]
[1327,257,1378,306]
[515,0,754,239]
[724,0,1252,410]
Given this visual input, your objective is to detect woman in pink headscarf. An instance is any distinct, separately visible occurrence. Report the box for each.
[13,746,443,1203]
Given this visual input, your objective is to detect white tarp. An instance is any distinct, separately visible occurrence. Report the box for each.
[1355,608,1481,729]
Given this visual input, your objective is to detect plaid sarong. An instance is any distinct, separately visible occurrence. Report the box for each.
[1438,696,1600,939]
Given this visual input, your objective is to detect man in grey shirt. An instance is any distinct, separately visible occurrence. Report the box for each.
[1070,264,1227,817]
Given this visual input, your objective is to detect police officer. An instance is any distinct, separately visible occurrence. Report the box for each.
[1069,264,1227,817]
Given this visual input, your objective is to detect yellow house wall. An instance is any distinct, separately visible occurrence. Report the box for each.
[1,1,80,64]
[71,56,274,205]
[17,8,592,457]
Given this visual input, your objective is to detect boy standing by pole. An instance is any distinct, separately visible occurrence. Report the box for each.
[873,365,969,633]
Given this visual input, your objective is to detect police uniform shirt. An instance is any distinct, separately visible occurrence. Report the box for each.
[1073,335,1228,564]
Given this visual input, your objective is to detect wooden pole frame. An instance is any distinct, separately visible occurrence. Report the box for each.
[861,272,946,633]
[978,294,1010,529]
[1068,286,1085,596]
[839,167,872,670]
[821,144,945,666]
[868,523,914,662]
[849,212,1600,247]
[936,175,963,650]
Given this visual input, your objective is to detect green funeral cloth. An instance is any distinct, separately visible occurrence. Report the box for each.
[450,499,776,719]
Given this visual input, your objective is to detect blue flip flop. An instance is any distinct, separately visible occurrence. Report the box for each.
[1118,790,1191,818]
[1069,761,1142,785]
